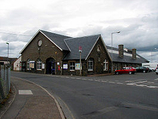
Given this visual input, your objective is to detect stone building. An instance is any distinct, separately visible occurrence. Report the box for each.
[0,57,17,70]
[106,45,149,71]
[20,30,149,76]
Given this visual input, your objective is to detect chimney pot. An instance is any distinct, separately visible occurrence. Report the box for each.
[119,44,124,58]
[132,48,136,59]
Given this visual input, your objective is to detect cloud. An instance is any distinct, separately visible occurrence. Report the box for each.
[0,0,157,62]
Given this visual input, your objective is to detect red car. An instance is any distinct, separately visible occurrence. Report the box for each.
[115,67,136,75]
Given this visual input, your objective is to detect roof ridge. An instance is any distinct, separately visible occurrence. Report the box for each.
[40,29,71,38]
[64,34,101,41]
[64,40,71,51]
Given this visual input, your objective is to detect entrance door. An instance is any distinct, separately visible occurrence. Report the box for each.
[21,61,26,72]
[46,58,55,74]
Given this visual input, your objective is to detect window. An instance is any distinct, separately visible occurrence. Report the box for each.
[88,59,93,71]
[70,62,75,71]
[103,59,108,71]
[27,59,30,70]
[37,59,42,70]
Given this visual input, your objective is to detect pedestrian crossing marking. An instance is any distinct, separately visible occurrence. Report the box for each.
[19,90,33,95]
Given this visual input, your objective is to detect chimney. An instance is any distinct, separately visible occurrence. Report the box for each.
[119,44,124,58]
[132,48,136,59]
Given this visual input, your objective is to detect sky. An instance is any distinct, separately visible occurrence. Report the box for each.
[0,0,158,63]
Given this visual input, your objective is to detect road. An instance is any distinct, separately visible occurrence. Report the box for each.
[11,71,158,119]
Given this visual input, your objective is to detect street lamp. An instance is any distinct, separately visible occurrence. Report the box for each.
[6,42,9,65]
[111,31,120,73]
[79,46,82,76]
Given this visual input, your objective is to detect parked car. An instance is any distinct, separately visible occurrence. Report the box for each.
[156,67,158,74]
[115,67,136,75]
[136,67,150,73]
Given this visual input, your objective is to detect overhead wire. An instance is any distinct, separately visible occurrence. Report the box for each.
[0,31,32,36]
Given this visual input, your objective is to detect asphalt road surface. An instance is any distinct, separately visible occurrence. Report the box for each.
[11,71,158,119]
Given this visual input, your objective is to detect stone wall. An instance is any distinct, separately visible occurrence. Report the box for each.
[21,32,64,74]
[0,64,10,103]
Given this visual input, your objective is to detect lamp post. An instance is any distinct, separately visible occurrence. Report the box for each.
[111,31,120,73]
[55,52,57,75]
[79,46,82,76]
[6,42,9,65]
[6,42,10,94]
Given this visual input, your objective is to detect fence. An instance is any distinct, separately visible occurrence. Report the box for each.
[0,63,10,103]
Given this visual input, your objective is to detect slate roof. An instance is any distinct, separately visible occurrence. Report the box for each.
[20,30,149,64]
[63,34,101,60]
[20,30,71,54]
[106,46,149,64]
[40,30,71,51]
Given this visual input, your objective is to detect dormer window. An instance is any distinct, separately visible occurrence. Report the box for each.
[97,45,101,53]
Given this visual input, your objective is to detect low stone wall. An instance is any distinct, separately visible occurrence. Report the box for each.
[0,64,10,103]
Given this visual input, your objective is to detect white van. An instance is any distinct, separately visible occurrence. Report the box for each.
[156,67,158,74]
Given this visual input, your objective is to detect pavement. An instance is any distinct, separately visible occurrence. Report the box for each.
[0,77,65,119]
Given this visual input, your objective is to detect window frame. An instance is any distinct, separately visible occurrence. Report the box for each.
[70,62,75,71]
[36,59,42,70]
[27,59,30,70]
[88,59,94,71]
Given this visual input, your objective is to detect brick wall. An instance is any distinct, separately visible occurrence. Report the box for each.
[62,38,111,76]
[21,32,64,74]
[86,37,111,75]
[21,33,112,76]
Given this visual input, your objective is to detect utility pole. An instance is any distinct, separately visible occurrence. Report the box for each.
[111,31,120,73]
[6,42,9,65]
[79,46,82,76]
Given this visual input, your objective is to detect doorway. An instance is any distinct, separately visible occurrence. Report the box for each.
[46,58,55,74]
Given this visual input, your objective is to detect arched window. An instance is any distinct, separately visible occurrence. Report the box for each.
[88,58,94,71]
[27,59,30,70]
[37,59,42,70]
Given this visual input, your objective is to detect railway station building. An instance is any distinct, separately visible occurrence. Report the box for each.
[20,30,149,76]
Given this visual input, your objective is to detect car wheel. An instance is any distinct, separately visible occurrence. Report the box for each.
[116,72,119,75]
[143,70,146,73]
[129,72,132,75]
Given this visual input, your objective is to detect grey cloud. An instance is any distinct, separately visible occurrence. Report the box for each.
[1,33,32,42]
[0,0,157,61]
[0,42,9,57]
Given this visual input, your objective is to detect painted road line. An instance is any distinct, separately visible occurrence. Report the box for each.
[126,79,146,83]
[126,83,136,86]
[109,81,115,84]
[95,80,101,82]
[70,77,76,79]
[82,78,87,80]
[88,79,93,81]
[101,80,108,83]
[135,84,147,87]
[123,102,158,112]
[155,78,158,81]
[125,81,133,82]
[135,81,147,84]
[117,82,123,85]
[19,90,33,95]
[146,86,158,89]
[76,78,81,79]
